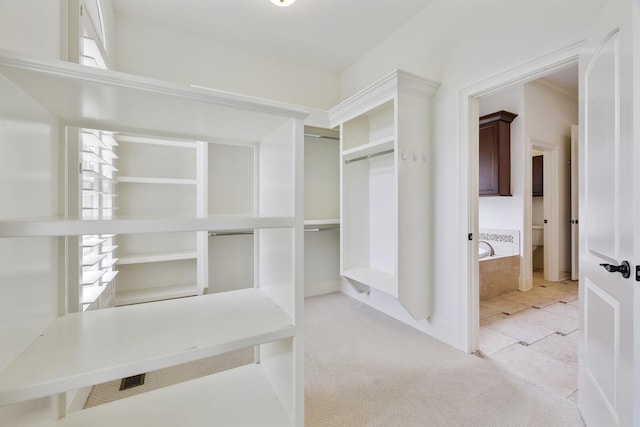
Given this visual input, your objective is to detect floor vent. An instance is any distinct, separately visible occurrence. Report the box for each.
[120,373,146,391]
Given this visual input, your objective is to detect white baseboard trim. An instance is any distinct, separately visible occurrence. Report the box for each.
[305,279,341,298]
[339,279,461,350]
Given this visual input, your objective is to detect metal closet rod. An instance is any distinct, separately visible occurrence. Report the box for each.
[344,149,394,165]
[304,227,341,232]
[304,132,340,141]
[208,231,254,237]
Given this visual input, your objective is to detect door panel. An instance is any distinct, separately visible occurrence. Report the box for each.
[579,0,636,424]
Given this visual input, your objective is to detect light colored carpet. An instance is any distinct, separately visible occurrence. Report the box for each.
[85,292,585,426]
[305,292,585,427]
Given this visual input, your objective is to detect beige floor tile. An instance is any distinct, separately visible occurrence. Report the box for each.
[568,389,579,403]
[481,308,577,345]
[530,333,578,365]
[490,343,578,398]
[479,326,519,355]
[480,303,501,320]
[565,330,579,342]
[541,302,579,320]
[481,294,529,315]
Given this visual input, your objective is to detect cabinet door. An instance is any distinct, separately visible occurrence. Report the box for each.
[478,121,500,196]
[532,155,543,196]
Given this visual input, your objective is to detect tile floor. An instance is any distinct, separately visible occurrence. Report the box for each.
[479,270,579,402]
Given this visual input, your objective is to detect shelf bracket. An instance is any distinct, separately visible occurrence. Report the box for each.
[345,278,371,295]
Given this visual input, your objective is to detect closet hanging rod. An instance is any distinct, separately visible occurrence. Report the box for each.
[208,231,254,237]
[304,132,340,141]
[304,227,341,232]
[344,149,394,165]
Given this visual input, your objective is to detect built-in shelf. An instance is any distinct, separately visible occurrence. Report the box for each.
[341,137,394,162]
[342,267,397,297]
[118,251,197,265]
[115,283,199,306]
[117,176,197,186]
[0,288,293,405]
[303,219,340,229]
[0,216,295,238]
[57,364,291,427]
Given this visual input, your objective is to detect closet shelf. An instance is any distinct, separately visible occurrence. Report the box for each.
[0,288,294,406]
[117,176,197,185]
[114,283,199,306]
[0,49,308,143]
[341,137,394,161]
[118,251,198,265]
[56,364,292,427]
[0,215,295,237]
[304,219,340,227]
[342,267,397,297]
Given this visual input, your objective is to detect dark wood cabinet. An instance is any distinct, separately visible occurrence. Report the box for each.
[532,155,543,196]
[479,110,517,196]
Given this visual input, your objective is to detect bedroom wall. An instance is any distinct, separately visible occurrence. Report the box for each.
[112,12,341,110]
[337,0,605,350]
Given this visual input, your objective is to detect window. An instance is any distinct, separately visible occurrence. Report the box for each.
[79,0,117,311]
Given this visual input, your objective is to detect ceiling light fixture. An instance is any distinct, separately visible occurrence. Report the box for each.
[270,0,296,6]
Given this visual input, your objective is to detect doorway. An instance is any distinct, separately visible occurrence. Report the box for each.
[464,46,580,400]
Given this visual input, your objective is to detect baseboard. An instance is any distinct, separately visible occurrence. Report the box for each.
[305,279,341,298]
[338,279,461,351]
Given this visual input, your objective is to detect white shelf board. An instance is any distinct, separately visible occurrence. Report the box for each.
[342,267,397,297]
[118,176,197,185]
[118,251,197,265]
[115,283,198,306]
[0,288,294,405]
[0,49,308,143]
[57,364,292,427]
[0,215,295,237]
[341,137,394,161]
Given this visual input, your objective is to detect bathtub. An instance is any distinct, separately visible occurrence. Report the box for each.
[479,252,520,300]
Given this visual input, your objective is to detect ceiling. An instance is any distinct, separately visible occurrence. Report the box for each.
[539,63,578,96]
[111,0,435,72]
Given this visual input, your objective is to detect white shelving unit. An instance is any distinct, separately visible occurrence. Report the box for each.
[303,126,341,297]
[329,69,438,321]
[115,134,200,305]
[0,49,305,426]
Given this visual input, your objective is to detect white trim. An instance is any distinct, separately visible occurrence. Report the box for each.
[328,69,439,127]
[459,41,584,353]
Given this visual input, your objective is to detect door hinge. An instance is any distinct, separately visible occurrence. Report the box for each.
[468,233,473,241]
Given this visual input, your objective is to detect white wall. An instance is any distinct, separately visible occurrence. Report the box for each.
[478,84,525,236]
[113,13,341,110]
[524,81,577,280]
[339,0,604,350]
[0,0,62,58]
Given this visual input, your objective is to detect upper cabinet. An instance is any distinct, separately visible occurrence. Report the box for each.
[329,70,439,321]
[532,154,544,196]
[478,110,517,196]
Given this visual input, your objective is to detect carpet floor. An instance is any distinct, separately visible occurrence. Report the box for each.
[85,291,585,426]
[305,292,585,427]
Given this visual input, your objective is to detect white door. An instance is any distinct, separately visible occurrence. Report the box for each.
[579,0,637,424]
[571,125,578,281]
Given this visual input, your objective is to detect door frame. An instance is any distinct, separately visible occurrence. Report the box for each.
[459,41,583,353]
